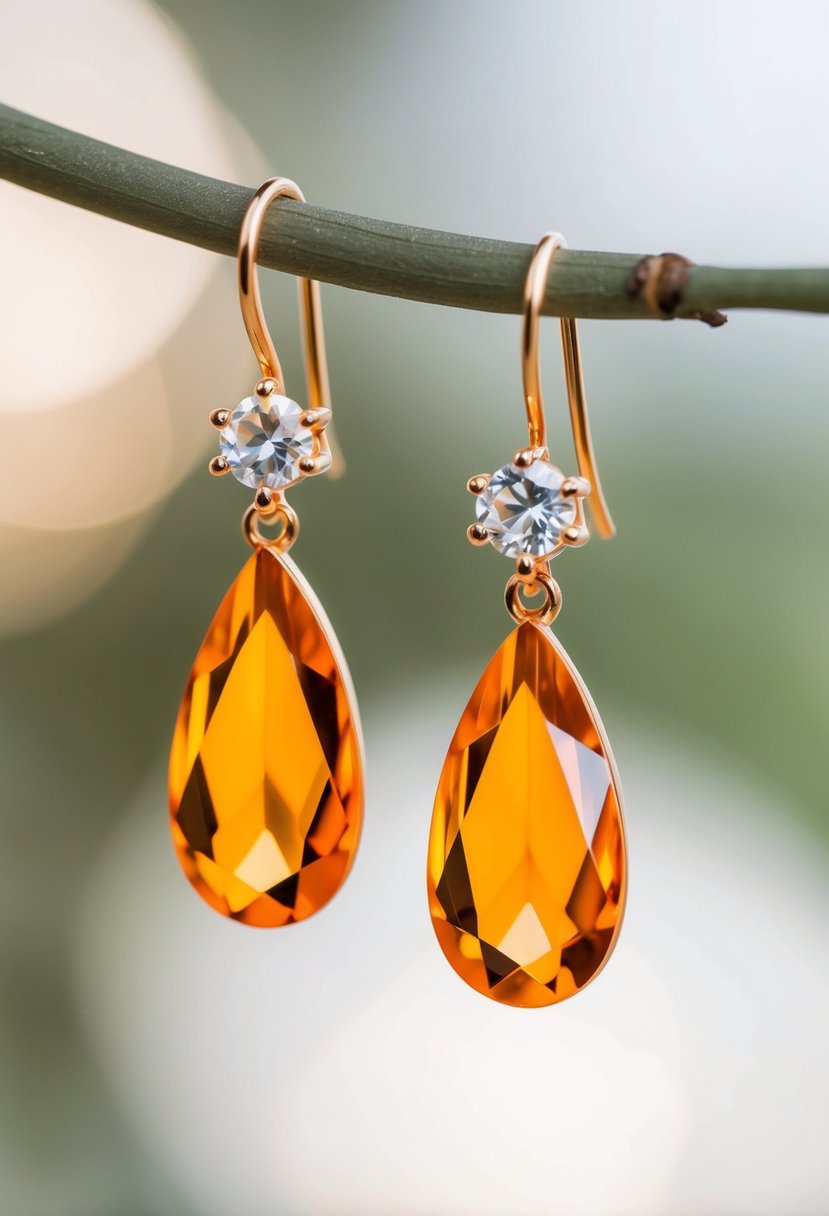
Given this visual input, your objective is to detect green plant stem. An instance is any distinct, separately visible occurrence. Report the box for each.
[2,103,829,324]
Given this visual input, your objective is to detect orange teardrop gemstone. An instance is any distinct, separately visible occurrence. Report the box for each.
[169,546,363,926]
[428,621,626,1007]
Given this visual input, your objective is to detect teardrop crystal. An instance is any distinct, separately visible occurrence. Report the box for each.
[169,546,363,926]
[428,621,626,1006]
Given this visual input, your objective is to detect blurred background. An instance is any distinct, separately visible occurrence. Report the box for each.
[2,1,828,1212]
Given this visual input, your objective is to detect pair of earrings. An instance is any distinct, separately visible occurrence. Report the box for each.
[168,178,627,1009]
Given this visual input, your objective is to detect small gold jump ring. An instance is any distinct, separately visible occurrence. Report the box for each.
[504,570,562,626]
[242,501,300,553]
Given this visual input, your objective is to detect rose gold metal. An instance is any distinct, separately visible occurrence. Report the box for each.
[467,522,489,546]
[209,408,230,429]
[300,407,332,430]
[254,378,276,398]
[299,450,332,475]
[467,475,489,495]
[522,232,615,539]
[208,455,230,476]
[562,525,588,547]
[561,475,591,498]
[513,446,547,469]
[505,570,562,626]
[238,178,343,477]
[243,498,300,553]
[254,487,275,513]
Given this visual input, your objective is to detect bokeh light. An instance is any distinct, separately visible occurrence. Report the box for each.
[0,0,262,634]
[0,0,239,408]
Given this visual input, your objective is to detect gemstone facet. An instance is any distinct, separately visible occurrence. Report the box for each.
[169,546,363,926]
[476,459,577,557]
[428,621,626,1006]
[219,394,314,489]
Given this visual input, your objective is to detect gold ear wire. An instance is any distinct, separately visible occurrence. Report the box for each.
[237,177,343,477]
[521,232,614,539]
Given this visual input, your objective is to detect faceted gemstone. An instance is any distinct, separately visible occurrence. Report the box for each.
[169,546,363,926]
[220,394,314,489]
[428,622,625,1006]
[476,459,577,557]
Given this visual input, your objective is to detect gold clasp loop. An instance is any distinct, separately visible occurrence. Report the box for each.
[242,498,300,553]
[522,232,615,539]
[238,177,343,476]
[505,570,562,626]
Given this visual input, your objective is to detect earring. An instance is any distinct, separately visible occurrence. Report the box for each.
[427,233,627,1006]
[168,178,364,926]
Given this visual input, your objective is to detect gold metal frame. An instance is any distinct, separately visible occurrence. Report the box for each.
[209,176,343,546]
[467,231,615,623]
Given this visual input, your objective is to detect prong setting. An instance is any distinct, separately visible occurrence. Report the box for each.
[467,474,490,495]
[472,458,580,559]
[254,487,275,513]
[562,525,589,546]
[209,408,230,429]
[209,455,230,476]
[467,522,489,546]
[299,449,333,476]
[215,392,316,490]
[561,476,591,498]
[299,407,332,431]
[514,446,546,469]
[254,378,276,398]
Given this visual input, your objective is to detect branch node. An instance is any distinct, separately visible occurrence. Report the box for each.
[626,252,727,328]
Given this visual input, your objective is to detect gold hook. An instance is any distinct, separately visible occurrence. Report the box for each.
[522,232,614,539]
[238,177,344,476]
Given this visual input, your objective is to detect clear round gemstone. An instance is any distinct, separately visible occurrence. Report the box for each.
[219,394,314,490]
[476,459,577,557]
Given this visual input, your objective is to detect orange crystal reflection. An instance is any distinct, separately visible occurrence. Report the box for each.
[169,547,363,926]
[428,621,626,1007]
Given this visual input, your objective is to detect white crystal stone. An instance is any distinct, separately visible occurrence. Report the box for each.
[219,394,314,490]
[475,459,577,557]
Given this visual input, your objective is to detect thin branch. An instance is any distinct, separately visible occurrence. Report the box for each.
[1,103,828,324]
